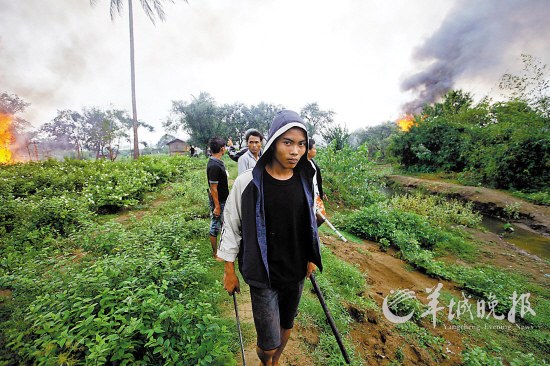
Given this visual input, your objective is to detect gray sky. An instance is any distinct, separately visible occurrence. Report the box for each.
[1,0,549,144]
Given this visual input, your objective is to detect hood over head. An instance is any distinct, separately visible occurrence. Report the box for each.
[258,109,309,165]
[250,109,314,181]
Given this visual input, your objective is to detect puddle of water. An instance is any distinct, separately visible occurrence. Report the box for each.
[381,184,550,259]
[481,216,550,259]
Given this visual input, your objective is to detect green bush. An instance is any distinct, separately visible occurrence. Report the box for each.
[389,193,482,228]
[462,346,504,366]
[315,143,385,207]
[388,92,550,192]
[4,219,234,365]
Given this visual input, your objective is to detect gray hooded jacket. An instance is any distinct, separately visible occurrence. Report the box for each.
[217,110,323,288]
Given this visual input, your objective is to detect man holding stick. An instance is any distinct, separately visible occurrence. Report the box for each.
[217,110,323,365]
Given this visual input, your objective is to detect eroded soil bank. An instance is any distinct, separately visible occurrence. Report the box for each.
[387,175,550,237]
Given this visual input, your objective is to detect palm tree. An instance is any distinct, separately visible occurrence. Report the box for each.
[90,0,181,159]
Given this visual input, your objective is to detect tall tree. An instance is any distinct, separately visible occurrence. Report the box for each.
[248,102,282,139]
[40,110,86,159]
[322,124,350,151]
[167,92,225,150]
[349,121,399,160]
[300,102,335,137]
[156,133,176,148]
[90,0,183,159]
[499,54,550,118]
[0,92,31,134]
[220,103,250,147]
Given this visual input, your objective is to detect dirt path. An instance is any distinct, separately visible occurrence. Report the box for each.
[231,232,471,365]
[387,175,550,236]
[322,234,465,366]
[231,223,549,365]
[232,281,317,366]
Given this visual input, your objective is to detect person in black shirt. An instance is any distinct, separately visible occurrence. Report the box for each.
[206,137,228,259]
[219,110,323,366]
[307,138,325,201]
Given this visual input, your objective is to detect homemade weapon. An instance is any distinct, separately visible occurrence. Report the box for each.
[315,196,347,242]
[232,292,246,366]
[310,273,351,364]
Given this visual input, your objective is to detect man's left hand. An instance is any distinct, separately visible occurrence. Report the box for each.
[306,262,317,278]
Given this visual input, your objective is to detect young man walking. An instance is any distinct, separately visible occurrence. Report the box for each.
[237,129,263,175]
[217,110,323,365]
[206,137,228,259]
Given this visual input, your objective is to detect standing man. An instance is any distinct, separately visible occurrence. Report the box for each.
[206,137,228,259]
[237,129,263,175]
[217,110,323,366]
[307,138,326,201]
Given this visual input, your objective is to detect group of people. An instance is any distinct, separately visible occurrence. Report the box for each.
[205,110,325,365]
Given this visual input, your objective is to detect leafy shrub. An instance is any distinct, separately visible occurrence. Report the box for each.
[338,203,444,250]
[389,94,550,192]
[389,192,482,228]
[462,346,504,366]
[510,190,550,206]
[5,229,234,365]
[315,143,386,207]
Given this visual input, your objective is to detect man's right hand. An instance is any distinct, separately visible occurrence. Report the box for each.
[224,262,240,295]
[227,138,234,147]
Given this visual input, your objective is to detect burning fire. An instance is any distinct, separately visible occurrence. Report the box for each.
[0,113,14,164]
[396,114,415,132]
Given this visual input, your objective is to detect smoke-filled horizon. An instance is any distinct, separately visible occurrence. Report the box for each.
[401,0,550,114]
[1,0,549,145]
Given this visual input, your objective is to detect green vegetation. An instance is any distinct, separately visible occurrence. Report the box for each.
[297,247,375,366]
[385,56,549,203]
[1,76,548,365]
[0,156,236,365]
[315,142,386,208]
[319,141,548,363]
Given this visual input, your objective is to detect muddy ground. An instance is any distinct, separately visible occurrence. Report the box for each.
[232,176,549,365]
[386,175,550,236]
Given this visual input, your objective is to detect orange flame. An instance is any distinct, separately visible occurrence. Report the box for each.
[0,113,14,164]
[396,114,415,132]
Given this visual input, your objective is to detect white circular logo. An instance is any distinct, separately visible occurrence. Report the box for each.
[382,289,416,324]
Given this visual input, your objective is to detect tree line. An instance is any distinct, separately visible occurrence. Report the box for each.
[388,55,549,192]
[163,92,342,150]
[0,90,343,160]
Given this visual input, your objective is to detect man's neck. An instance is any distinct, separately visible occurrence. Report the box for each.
[265,161,293,180]
[211,152,224,160]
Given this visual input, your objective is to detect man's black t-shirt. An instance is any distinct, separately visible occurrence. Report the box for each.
[206,158,229,203]
[263,170,311,285]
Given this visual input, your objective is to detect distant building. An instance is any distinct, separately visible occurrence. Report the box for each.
[166,138,190,156]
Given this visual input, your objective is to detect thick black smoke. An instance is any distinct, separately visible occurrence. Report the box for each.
[401,0,550,114]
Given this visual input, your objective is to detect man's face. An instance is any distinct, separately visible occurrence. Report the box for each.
[307,144,317,160]
[272,128,307,170]
[247,135,262,156]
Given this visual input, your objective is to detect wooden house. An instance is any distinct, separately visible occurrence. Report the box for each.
[166,138,190,155]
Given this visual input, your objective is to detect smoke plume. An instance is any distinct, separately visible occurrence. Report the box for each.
[401,0,550,114]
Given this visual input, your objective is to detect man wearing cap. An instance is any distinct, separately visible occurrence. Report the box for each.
[237,129,263,175]
[217,110,323,365]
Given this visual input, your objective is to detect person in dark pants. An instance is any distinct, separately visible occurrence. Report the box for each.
[218,110,323,365]
[206,137,228,259]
